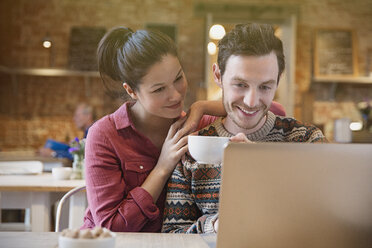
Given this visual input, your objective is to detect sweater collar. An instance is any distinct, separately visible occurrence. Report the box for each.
[214,111,276,141]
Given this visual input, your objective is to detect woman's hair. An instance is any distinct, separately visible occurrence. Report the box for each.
[97,27,178,98]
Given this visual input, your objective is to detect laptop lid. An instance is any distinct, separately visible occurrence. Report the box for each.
[217,143,372,248]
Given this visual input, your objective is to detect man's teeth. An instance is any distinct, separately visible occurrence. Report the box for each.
[239,107,257,114]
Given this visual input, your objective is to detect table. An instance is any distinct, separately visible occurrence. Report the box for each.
[0,173,85,232]
[0,232,216,248]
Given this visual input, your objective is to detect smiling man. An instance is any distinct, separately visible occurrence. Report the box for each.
[162,23,327,234]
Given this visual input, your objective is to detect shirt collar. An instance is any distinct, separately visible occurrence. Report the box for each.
[214,111,275,141]
[113,101,135,130]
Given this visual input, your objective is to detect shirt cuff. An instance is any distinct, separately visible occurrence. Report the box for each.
[130,187,159,221]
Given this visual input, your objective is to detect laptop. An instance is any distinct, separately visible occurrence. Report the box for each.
[217,142,372,248]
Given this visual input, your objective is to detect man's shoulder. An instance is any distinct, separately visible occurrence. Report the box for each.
[271,116,326,142]
[273,116,315,130]
[197,120,220,137]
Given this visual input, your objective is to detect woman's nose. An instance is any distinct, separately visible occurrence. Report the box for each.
[168,85,182,101]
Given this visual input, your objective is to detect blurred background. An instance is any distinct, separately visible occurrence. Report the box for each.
[1,0,372,151]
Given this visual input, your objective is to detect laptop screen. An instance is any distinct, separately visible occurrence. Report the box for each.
[217,143,372,248]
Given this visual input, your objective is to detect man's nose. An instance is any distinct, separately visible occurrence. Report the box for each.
[244,89,259,108]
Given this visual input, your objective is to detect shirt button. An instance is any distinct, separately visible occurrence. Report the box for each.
[139,165,144,169]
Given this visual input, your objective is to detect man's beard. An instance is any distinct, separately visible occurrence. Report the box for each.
[230,105,269,130]
[222,93,270,132]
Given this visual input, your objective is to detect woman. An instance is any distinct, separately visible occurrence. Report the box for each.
[82,27,224,232]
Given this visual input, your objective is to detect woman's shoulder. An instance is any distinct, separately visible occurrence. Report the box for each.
[91,103,130,132]
[90,114,113,131]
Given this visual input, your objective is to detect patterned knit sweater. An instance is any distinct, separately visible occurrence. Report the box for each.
[162,112,327,233]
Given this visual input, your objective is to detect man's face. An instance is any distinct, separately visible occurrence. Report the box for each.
[73,106,90,131]
[214,52,279,134]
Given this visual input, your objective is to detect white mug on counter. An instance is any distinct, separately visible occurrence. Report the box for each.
[52,167,72,180]
[334,118,352,143]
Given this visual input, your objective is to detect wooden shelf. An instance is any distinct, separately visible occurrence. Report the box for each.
[313,76,372,84]
[0,65,99,77]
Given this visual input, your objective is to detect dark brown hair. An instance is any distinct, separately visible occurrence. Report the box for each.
[217,23,285,83]
[97,27,178,98]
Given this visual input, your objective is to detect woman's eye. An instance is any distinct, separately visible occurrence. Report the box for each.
[153,87,165,93]
[175,75,183,82]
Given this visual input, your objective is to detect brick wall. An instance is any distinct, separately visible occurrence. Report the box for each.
[0,0,371,150]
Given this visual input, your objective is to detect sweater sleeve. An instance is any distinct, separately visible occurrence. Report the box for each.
[84,123,159,232]
[306,125,328,143]
[162,162,217,233]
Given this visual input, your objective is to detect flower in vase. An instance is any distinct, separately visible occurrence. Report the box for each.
[68,137,86,160]
[68,138,86,180]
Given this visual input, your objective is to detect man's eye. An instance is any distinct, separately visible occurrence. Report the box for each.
[235,83,246,88]
[260,85,271,90]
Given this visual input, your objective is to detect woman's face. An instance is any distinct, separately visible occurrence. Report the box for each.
[133,54,188,119]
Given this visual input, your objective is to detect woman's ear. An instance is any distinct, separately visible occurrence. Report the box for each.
[123,83,137,100]
[212,63,222,88]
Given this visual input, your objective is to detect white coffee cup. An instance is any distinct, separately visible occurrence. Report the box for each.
[188,135,230,164]
[52,167,72,180]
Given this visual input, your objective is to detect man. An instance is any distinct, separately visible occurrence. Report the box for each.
[73,103,95,139]
[39,103,95,159]
[162,23,326,234]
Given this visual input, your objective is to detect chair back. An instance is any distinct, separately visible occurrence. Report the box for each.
[55,185,86,232]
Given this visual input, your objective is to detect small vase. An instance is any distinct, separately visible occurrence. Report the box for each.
[70,154,84,180]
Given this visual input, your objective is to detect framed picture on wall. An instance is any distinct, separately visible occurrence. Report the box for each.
[314,28,358,77]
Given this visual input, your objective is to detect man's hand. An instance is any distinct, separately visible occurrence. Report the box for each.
[230,133,253,143]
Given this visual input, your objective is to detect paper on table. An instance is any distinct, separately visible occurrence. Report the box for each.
[0,161,43,175]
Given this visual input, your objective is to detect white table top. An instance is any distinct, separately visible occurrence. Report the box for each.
[0,173,85,192]
[0,232,215,248]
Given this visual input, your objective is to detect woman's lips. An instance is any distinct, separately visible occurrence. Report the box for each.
[166,102,181,109]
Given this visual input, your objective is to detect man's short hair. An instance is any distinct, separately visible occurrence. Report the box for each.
[217,23,285,82]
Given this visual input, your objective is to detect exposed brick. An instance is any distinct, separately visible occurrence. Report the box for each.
[0,0,371,148]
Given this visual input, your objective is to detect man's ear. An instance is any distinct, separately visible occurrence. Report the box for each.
[212,63,223,88]
[123,83,137,100]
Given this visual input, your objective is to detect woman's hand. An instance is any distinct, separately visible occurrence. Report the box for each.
[182,101,205,133]
[156,115,190,175]
[183,100,226,133]
[142,116,192,202]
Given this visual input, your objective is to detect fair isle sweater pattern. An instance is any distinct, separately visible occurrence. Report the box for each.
[162,112,326,233]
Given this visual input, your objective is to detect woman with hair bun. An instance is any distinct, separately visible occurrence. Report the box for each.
[82,27,225,232]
